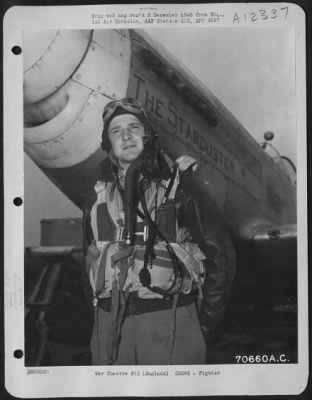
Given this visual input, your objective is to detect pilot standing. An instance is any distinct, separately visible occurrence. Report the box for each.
[83,98,235,365]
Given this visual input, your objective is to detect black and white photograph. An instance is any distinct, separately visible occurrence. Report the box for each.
[3,3,308,397]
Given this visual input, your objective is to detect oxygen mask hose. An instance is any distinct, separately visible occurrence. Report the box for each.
[124,157,144,246]
[123,142,173,245]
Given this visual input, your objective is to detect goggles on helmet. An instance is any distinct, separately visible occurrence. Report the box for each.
[102,98,147,124]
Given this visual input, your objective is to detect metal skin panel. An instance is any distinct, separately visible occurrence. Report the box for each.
[23,30,92,103]
[24,90,109,168]
[23,28,296,236]
[127,46,260,214]
[126,30,296,230]
[23,30,57,71]
[127,67,228,212]
[126,59,263,240]
[24,80,91,144]
[72,30,131,99]
[129,30,265,163]
[43,147,109,208]
[224,180,262,237]
[92,29,131,62]
[24,29,131,169]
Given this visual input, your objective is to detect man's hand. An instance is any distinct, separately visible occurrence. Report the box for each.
[175,155,199,173]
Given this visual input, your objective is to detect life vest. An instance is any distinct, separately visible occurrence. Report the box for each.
[88,176,206,301]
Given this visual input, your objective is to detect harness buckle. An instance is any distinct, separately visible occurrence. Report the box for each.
[116,226,125,242]
[116,225,148,243]
[134,225,149,242]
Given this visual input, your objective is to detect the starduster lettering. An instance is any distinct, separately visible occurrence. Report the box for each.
[132,73,235,175]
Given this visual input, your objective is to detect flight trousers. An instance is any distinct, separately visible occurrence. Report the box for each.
[90,301,206,365]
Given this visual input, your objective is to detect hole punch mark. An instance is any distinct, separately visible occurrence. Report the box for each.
[14,349,24,359]
[12,46,22,55]
[13,197,23,206]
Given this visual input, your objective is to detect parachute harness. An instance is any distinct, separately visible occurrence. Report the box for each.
[136,164,184,298]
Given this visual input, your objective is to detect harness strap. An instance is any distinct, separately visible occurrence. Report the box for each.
[109,248,134,363]
[110,288,130,364]
[169,243,203,283]
[111,246,134,292]
[138,181,183,297]
[168,293,180,364]
[163,164,178,203]
[94,243,112,297]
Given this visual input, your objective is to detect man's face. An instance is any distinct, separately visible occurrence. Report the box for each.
[108,113,145,165]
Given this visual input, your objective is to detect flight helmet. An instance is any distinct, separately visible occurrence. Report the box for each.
[101,97,157,152]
